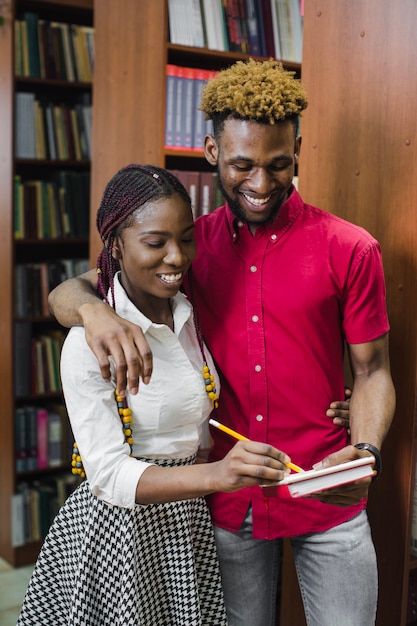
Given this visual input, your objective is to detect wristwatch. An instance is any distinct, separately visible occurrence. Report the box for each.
[354,443,381,481]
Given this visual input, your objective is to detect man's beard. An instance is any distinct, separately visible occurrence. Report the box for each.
[217,175,282,225]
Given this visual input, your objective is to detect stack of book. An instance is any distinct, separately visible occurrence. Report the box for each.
[14,326,66,397]
[15,12,94,81]
[15,258,89,319]
[168,170,224,219]
[14,403,73,474]
[165,65,216,151]
[14,92,92,161]
[167,0,303,63]
[14,171,91,239]
[12,472,79,547]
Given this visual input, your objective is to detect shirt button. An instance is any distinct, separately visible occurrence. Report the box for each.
[256,414,263,422]
[237,221,244,228]
[271,234,277,241]
[252,315,259,322]
[255,365,262,372]
[233,232,237,239]
[250,265,257,273]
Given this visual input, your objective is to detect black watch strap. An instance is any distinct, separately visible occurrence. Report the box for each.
[354,443,381,481]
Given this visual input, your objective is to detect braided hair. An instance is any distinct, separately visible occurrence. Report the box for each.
[96,164,191,309]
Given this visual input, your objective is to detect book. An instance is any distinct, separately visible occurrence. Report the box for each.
[182,67,195,149]
[270,0,282,59]
[37,408,49,469]
[165,64,178,147]
[25,406,39,471]
[265,456,376,498]
[11,492,25,547]
[199,171,221,215]
[48,410,64,466]
[14,322,32,397]
[23,12,41,78]
[259,0,277,57]
[15,407,28,473]
[192,68,210,151]
[245,0,262,55]
[15,92,36,159]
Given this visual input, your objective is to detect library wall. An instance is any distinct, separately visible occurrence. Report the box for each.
[299,2,417,624]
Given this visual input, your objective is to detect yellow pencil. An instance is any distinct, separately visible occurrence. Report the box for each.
[208,418,304,473]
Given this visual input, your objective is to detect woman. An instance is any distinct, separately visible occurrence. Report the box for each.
[17,164,290,626]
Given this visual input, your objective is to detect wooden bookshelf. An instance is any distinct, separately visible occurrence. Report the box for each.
[299,2,417,625]
[88,0,301,261]
[0,0,92,567]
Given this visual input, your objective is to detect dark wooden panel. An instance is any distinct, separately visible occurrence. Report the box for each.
[298,3,417,624]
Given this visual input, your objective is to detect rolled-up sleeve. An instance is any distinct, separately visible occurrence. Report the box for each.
[61,327,153,508]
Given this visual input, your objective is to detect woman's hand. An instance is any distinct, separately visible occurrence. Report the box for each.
[211,440,291,492]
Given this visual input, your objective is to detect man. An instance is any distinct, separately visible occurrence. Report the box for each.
[49,59,395,625]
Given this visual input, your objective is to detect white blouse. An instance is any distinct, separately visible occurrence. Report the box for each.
[60,274,219,509]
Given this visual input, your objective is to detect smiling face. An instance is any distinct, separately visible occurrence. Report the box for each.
[112,193,196,320]
[204,118,301,233]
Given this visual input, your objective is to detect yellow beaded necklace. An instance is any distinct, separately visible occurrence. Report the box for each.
[71,390,134,477]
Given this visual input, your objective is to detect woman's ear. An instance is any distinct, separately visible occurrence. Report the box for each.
[112,238,122,260]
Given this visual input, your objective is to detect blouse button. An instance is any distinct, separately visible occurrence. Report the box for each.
[256,414,263,422]
[271,234,277,241]
[252,315,259,322]
[250,265,257,273]
[255,365,262,372]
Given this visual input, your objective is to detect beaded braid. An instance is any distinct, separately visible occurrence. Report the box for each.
[73,164,192,477]
[95,163,191,309]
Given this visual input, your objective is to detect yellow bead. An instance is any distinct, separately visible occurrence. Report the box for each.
[206,384,213,391]
[127,437,134,445]
[122,408,132,416]
[124,428,132,436]
[202,365,209,373]
[122,415,131,423]
[208,391,216,400]
[115,394,123,402]
[71,460,76,467]
[76,455,81,463]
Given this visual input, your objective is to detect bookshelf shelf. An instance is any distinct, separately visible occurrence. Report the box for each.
[167,41,302,72]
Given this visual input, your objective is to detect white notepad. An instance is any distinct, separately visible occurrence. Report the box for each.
[275,456,375,498]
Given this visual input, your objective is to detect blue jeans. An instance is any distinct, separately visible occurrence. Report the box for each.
[213,508,377,626]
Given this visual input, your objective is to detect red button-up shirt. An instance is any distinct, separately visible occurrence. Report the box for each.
[188,187,389,538]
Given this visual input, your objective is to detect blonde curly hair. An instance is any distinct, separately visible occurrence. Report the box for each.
[200,58,308,126]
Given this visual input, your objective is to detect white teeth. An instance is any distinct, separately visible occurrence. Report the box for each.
[242,193,271,207]
[159,272,182,283]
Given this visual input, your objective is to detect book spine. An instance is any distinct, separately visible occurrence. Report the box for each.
[165,64,178,147]
[37,408,49,469]
[182,67,195,149]
[15,407,28,473]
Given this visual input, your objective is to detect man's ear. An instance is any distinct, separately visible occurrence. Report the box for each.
[204,134,219,166]
[294,135,302,163]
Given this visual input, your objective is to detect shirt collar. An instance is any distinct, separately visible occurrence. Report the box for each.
[225,184,304,241]
[111,272,193,336]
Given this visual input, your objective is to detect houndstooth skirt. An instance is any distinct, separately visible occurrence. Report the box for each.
[17,456,228,626]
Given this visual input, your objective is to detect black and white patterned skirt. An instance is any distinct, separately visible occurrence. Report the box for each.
[17,456,228,626]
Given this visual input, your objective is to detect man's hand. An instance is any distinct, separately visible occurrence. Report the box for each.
[306,444,373,507]
[327,387,352,433]
[80,302,153,396]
